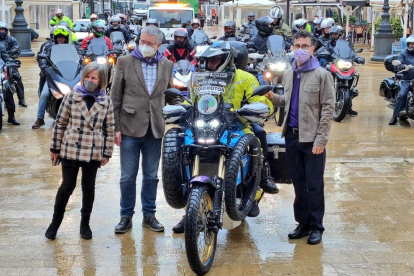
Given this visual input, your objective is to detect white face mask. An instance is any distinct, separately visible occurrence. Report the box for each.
[139,45,156,58]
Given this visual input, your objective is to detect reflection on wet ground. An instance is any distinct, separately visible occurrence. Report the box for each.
[1,27,414,275]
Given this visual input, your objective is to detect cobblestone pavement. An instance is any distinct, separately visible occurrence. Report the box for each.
[1,28,414,275]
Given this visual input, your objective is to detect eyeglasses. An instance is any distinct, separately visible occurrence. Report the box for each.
[139,40,156,47]
[293,44,311,50]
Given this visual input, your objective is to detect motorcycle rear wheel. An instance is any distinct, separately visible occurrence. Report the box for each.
[185,185,217,276]
[333,87,351,122]
[225,134,261,221]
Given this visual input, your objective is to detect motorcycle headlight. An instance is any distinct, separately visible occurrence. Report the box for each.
[195,118,221,144]
[265,71,273,79]
[337,59,352,70]
[84,57,91,64]
[54,81,71,96]
[173,78,185,88]
[127,41,136,50]
[97,57,107,64]
[269,62,287,71]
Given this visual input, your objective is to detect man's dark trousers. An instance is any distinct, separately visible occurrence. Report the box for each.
[285,128,325,231]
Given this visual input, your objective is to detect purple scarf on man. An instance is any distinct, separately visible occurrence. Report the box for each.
[131,47,163,66]
[76,85,106,102]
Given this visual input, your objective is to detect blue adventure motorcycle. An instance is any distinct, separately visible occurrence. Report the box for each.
[162,71,290,275]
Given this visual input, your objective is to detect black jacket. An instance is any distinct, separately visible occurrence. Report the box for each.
[397,49,414,80]
[250,33,270,54]
[0,43,11,61]
[0,36,21,57]
[104,26,132,42]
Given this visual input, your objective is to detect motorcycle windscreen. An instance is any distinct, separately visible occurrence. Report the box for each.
[266,35,284,58]
[192,29,208,45]
[333,39,355,60]
[50,44,80,81]
[110,31,125,43]
[190,71,235,119]
[87,36,109,56]
[175,60,192,75]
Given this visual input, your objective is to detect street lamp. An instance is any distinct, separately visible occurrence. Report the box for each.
[371,0,395,61]
[9,0,34,57]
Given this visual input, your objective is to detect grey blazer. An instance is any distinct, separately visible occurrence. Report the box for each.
[111,54,173,139]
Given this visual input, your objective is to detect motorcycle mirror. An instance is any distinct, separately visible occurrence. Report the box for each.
[252,85,273,97]
[164,88,182,98]
[356,48,363,53]
[287,51,295,59]
[210,36,217,39]
[392,60,402,66]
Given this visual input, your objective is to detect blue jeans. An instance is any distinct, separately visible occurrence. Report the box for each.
[285,128,326,231]
[119,133,162,218]
[37,82,50,119]
[393,80,410,118]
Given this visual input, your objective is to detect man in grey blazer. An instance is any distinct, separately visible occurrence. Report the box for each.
[111,26,174,233]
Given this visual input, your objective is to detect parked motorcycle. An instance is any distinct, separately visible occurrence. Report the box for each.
[162,73,291,274]
[37,44,82,119]
[326,39,364,122]
[256,35,291,126]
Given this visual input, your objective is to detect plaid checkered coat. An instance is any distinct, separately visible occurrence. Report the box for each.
[50,90,115,162]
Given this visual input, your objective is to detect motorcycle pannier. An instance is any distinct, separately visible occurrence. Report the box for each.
[384,54,399,72]
[266,132,292,184]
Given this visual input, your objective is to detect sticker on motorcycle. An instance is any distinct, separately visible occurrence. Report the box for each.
[198,95,218,114]
[195,85,225,95]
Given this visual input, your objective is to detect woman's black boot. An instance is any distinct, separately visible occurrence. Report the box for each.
[80,216,92,240]
[45,187,71,240]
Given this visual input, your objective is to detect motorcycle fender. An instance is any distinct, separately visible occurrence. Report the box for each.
[335,72,354,80]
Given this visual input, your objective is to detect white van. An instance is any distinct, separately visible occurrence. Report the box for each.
[148,3,194,41]
[133,1,149,19]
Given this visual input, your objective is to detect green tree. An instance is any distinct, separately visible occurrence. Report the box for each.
[371,16,403,40]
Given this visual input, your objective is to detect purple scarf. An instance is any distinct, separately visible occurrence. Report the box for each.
[131,47,163,66]
[76,85,106,102]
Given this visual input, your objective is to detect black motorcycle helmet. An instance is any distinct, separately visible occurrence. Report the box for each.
[174,28,188,48]
[0,22,8,40]
[229,41,248,70]
[224,21,236,37]
[329,25,343,41]
[255,16,274,36]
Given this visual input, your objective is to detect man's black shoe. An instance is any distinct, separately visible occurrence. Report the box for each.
[142,214,165,232]
[18,99,27,107]
[307,229,323,245]
[172,216,185,233]
[247,201,260,217]
[348,108,358,116]
[389,117,398,125]
[288,224,311,239]
[260,177,279,194]
[115,217,132,234]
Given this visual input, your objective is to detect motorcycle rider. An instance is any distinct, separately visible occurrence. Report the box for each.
[313,17,324,38]
[315,17,335,67]
[33,26,73,129]
[269,6,292,40]
[246,13,258,37]
[81,20,113,50]
[250,16,274,54]
[0,22,27,107]
[164,28,195,63]
[389,36,414,125]
[218,21,243,41]
[0,44,19,125]
[135,18,167,44]
[49,9,74,29]
[90,13,98,23]
[292,19,307,36]
[172,41,278,232]
[104,15,132,42]
[187,18,201,39]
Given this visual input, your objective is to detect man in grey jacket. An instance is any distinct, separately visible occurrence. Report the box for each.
[266,30,334,245]
[111,26,174,233]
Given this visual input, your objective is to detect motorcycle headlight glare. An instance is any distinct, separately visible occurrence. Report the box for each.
[195,119,205,128]
[209,119,220,128]
[97,57,107,64]
[173,78,185,88]
[265,71,273,79]
[337,60,352,70]
[54,81,71,95]
[84,57,91,64]
[269,62,286,71]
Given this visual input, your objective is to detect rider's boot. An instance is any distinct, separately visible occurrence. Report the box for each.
[389,117,398,125]
[348,108,358,116]
[7,110,20,125]
[259,161,279,194]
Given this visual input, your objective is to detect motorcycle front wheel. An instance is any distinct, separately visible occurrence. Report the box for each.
[274,107,285,126]
[333,87,351,122]
[185,185,217,276]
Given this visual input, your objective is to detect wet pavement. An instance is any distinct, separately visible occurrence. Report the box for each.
[1,27,414,275]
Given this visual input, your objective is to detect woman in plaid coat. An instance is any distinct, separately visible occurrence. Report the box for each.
[45,62,115,240]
